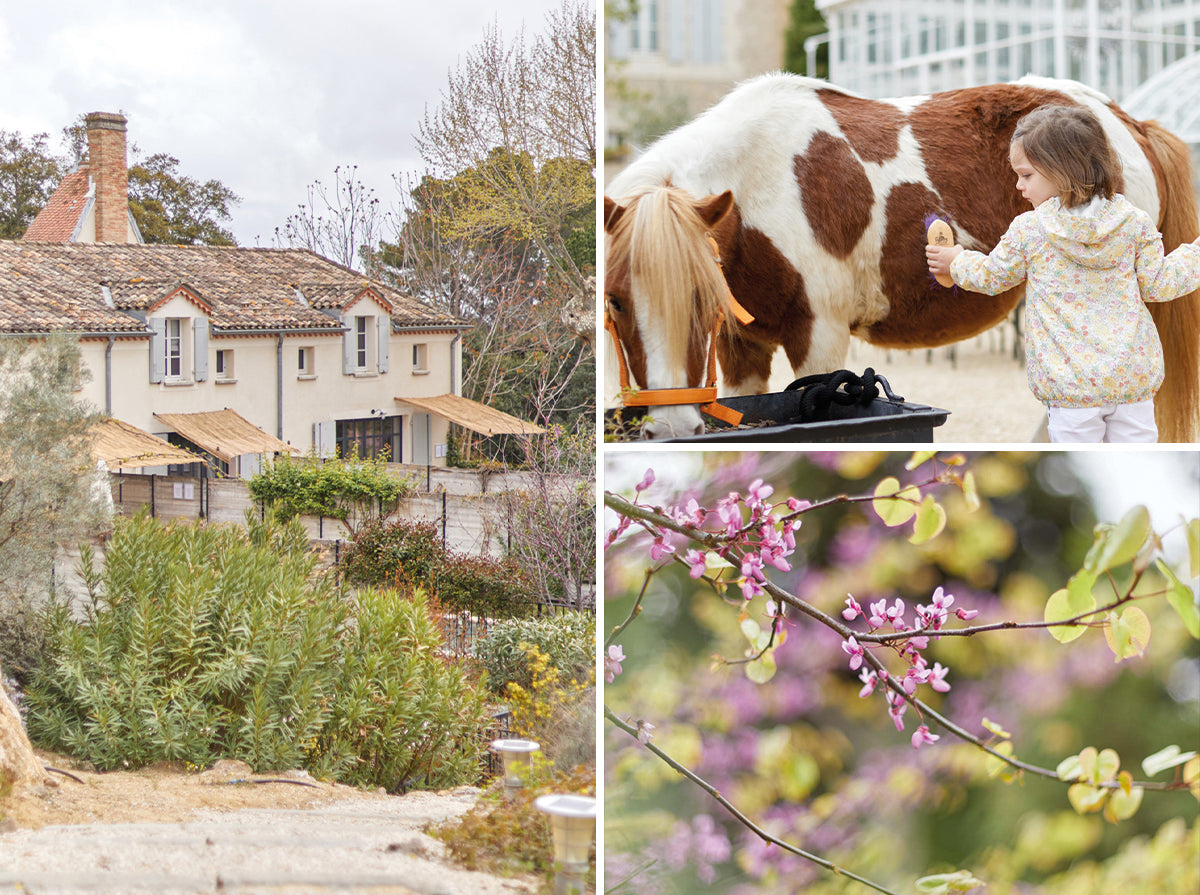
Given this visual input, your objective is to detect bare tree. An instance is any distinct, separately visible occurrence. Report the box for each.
[415,0,595,303]
[275,165,385,274]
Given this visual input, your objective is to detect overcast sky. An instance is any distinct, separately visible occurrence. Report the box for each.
[0,0,570,246]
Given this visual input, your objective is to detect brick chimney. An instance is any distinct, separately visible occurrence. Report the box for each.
[86,112,129,243]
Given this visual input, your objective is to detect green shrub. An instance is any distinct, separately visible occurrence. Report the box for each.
[312,588,491,791]
[340,518,443,588]
[474,613,596,694]
[342,519,537,620]
[28,512,344,772]
[435,554,537,620]
[248,453,413,525]
[27,513,490,792]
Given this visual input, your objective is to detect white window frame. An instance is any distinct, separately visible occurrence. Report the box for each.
[298,345,315,378]
[165,318,187,380]
[215,349,235,382]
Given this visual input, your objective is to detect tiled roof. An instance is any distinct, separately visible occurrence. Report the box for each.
[0,241,468,335]
[22,169,91,241]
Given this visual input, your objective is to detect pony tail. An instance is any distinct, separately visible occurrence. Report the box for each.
[1142,119,1200,442]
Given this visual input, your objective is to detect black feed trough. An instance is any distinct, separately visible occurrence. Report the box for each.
[615,370,950,443]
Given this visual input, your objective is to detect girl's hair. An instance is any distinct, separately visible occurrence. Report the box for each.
[1011,105,1124,207]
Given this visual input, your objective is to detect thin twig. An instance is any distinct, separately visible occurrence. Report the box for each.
[605,707,909,895]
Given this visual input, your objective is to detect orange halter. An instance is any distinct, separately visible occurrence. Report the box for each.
[606,236,755,428]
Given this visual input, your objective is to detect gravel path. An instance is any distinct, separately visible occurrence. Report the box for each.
[0,760,538,895]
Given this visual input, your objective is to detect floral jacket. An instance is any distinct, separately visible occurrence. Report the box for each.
[951,194,1200,408]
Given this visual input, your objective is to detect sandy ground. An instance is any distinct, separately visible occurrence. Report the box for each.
[0,754,538,895]
[838,330,1047,444]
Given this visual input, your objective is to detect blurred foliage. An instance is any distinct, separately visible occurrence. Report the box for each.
[604,451,1199,894]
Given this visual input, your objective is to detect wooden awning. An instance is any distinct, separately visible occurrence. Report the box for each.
[395,394,546,436]
[153,409,298,464]
[91,417,203,470]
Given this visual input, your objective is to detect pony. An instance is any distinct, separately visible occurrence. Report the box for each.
[604,73,1200,441]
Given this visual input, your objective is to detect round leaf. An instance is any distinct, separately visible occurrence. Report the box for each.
[873,477,919,527]
[1103,606,1151,662]
[1156,557,1200,639]
[1044,583,1095,644]
[1103,784,1143,822]
[1086,505,1151,574]
[1141,744,1199,777]
[1067,782,1107,814]
[910,494,947,544]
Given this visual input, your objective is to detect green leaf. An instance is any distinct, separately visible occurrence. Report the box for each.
[1056,753,1083,781]
[910,494,947,544]
[905,451,937,470]
[1157,558,1200,638]
[1104,784,1143,822]
[1068,782,1108,814]
[1085,505,1151,574]
[873,477,919,527]
[745,650,777,684]
[961,470,981,512]
[1188,517,1199,578]
[986,740,1017,781]
[1103,606,1151,662]
[1141,745,1200,777]
[916,870,987,893]
[982,717,1011,739]
[1044,575,1097,643]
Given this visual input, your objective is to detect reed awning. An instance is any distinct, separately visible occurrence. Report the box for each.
[152,409,298,464]
[91,417,203,470]
[395,394,546,436]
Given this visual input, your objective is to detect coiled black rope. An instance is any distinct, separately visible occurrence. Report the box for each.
[781,369,905,422]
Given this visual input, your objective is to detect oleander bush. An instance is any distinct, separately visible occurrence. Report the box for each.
[26,512,489,792]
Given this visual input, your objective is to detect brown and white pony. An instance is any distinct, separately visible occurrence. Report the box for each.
[604,74,1200,441]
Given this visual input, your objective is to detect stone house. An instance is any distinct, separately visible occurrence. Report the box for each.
[3,112,542,476]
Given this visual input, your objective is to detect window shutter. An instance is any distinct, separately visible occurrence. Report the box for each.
[149,318,166,383]
[377,316,390,373]
[313,420,336,458]
[194,320,209,382]
[342,320,355,374]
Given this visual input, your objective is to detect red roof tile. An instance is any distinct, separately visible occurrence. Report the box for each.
[0,241,467,335]
[22,169,91,241]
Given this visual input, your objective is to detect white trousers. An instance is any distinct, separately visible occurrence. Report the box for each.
[1046,399,1158,443]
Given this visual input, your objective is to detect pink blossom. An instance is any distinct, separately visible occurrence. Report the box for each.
[911,725,940,749]
[605,644,625,683]
[868,599,889,628]
[636,720,656,744]
[649,534,675,562]
[886,599,907,629]
[842,595,863,621]
[956,607,980,620]
[684,549,708,579]
[857,668,878,698]
[928,662,951,693]
[886,690,907,731]
[841,636,865,671]
[745,478,774,508]
[635,469,655,493]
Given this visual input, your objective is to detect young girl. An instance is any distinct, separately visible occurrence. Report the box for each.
[926,104,1200,443]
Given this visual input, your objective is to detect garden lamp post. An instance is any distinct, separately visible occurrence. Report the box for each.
[490,738,539,798]
[535,793,596,895]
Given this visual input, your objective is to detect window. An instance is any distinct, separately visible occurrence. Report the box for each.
[215,349,234,381]
[298,346,314,377]
[412,343,428,372]
[165,318,184,379]
[356,316,370,370]
[335,415,402,462]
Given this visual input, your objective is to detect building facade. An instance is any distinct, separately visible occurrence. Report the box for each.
[5,112,517,477]
[814,0,1200,102]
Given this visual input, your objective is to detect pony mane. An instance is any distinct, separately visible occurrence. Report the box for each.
[613,186,732,374]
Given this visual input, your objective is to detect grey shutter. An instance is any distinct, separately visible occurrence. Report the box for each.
[343,319,355,374]
[193,320,209,381]
[149,318,166,383]
[377,316,390,373]
[313,420,336,458]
